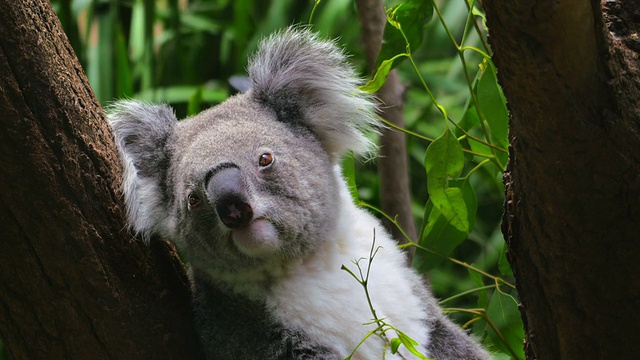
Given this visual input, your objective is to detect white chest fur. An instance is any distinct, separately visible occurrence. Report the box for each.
[265,177,435,359]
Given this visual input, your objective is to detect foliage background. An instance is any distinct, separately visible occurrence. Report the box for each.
[0,0,522,359]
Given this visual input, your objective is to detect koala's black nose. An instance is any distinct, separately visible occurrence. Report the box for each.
[206,165,254,229]
[216,195,253,229]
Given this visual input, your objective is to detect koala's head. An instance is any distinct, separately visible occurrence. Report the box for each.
[109,27,377,277]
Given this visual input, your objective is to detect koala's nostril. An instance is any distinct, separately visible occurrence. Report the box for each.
[206,165,253,228]
[216,196,253,229]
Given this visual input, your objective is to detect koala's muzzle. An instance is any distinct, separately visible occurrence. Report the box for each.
[206,166,253,229]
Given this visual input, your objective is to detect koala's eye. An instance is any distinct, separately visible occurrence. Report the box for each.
[258,153,274,168]
[187,193,201,208]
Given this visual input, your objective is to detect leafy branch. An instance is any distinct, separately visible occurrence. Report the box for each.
[341,232,428,360]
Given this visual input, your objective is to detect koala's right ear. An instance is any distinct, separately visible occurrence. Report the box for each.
[108,100,177,242]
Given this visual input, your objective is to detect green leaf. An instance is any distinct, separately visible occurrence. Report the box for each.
[469,266,491,337]
[374,0,434,70]
[471,5,488,32]
[468,267,489,309]
[391,331,429,359]
[360,57,399,94]
[413,181,477,272]
[486,290,525,360]
[477,59,509,149]
[498,242,513,276]
[390,337,402,353]
[424,128,467,232]
[458,102,481,136]
[341,154,360,203]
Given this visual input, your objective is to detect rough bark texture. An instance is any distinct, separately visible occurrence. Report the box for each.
[355,0,418,261]
[484,1,640,358]
[0,1,203,359]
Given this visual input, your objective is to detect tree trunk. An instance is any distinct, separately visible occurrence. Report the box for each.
[484,1,640,358]
[0,1,203,359]
[355,0,418,262]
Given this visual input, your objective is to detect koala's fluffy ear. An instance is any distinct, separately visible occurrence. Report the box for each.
[248,27,379,158]
[108,100,177,242]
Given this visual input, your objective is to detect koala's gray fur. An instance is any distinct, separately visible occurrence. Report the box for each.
[110,27,489,359]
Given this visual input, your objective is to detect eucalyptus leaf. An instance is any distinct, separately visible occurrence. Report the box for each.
[424,128,468,232]
[360,58,397,94]
[374,0,434,70]
[486,290,525,360]
[477,59,509,149]
[390,337,402,353]
[341,154,360,203]
[397,331,428,359]
[468,266,489,309]
[413,181,477,272]
[498,242,513,276]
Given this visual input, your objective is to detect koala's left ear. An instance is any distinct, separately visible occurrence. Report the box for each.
[108,100,177,242]
[248,27,379,159]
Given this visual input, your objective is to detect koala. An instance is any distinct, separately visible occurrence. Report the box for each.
[109,27,490,360]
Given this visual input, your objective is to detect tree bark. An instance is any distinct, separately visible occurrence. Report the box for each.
[0,1,203,359]
[484,1,640,358]
[355,0,418,261]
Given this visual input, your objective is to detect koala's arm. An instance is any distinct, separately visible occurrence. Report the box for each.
[191,270,341,360]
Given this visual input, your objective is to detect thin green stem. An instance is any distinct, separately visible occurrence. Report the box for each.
[462,158,492,180]
[360,202,515,290]
[464,0,492,55]
[412,242,515,289]
[381,117,495,158]
[308,0,321,24]
[378,116,435,143]
[344,326,384,360]
[460,45,490,59]
[458,53,495,157]
[448,117,508,154]
[389,4,505,160]
[460,0,476,48]
[358,202,414,244]
[341,235,401,357]
[445,308,521,359]
[439,284,496,305]
[432,1,459,48]
[432,0,504,167]
[406,54,449,129]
